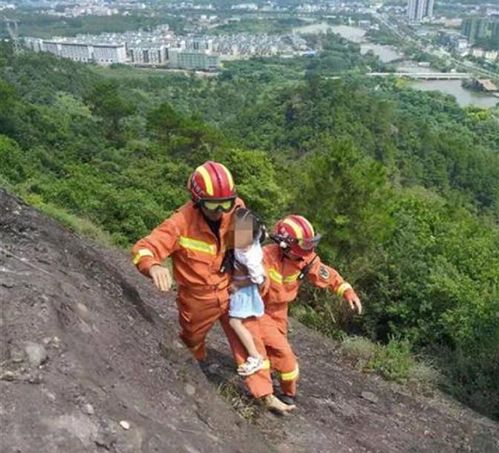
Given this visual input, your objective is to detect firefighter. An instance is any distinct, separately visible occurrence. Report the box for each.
[131,161,294,413]
[261,214,362,406]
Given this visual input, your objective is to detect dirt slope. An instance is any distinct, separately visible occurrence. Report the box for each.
[1,189,498,453]
[0,189,270,453]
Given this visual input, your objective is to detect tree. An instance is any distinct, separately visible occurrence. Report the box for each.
[85,81,136,146]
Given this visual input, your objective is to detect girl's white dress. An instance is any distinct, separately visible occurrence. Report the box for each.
[229,240,265,319]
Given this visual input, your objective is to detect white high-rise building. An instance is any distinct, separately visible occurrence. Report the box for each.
[407,0,434,22]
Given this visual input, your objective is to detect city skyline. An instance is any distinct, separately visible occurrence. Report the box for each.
[407,0,434,22]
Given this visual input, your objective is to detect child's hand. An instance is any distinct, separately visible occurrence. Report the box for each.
[258,277,269,296]
[229,282,239,294]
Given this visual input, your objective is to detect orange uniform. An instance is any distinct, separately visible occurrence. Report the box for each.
[132,199,273,398]
[262,243,354,397]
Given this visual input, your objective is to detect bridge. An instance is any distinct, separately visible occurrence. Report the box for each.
[368,72,470,80]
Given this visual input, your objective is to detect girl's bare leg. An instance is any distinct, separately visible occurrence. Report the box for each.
[229,317,262,359]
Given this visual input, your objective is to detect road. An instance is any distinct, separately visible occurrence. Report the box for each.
[372,11,498,80]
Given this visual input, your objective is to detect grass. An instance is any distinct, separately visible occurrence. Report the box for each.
[0,176,14,192]
[217,377,261,422]
[341,336,439,392]
[292,296,439,393]
[91,64,177,79]
[290,301,346,341]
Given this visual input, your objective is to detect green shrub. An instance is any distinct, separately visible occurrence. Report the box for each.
[341,336,377,370]
[368,337,415,383]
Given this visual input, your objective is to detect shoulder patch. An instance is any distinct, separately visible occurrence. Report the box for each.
[319,265,330,280]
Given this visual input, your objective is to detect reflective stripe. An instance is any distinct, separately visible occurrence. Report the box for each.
[269,268,283,284]
[284,272,300,283]
[133,248,154,265]
[337,282,352,297]
[279,366,299,382]
[283,218,303,240]
[219,163,235,190]
[179,236,216,255]
[269,268,300,285]
[196,165,214,196]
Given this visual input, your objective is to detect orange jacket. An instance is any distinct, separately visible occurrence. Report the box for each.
[132,199,243,300]
[262,244,353,328]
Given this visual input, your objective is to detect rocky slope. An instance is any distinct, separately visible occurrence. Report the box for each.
[1,189,498,453]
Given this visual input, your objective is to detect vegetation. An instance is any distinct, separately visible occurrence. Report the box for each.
[1,11,185,39]
[211,17,306,35]
[341,336,438,390]
[0,35,498,420]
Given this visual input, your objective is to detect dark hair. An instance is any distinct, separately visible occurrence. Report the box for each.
[235,207,266,242]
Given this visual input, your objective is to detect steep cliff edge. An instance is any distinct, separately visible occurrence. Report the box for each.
[1,189,498,453]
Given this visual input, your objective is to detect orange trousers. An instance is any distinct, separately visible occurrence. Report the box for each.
[260,313,299,397]
[176,291,273,398]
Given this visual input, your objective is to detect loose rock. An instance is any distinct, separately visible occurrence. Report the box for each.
[119,420,130,430]
[24,342,48,367]
[0,371,16,381]
[361,391,379,404]
[84,404,95,415]
[185,384,196,396]
[75,303,90,322]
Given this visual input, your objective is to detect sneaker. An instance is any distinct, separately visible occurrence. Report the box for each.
[278,394,296,406]
[237,356,264,376]
[263,394,296,415]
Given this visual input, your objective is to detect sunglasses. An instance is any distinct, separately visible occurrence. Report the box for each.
[200,198,235,213]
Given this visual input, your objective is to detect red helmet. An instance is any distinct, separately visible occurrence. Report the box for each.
[273,215,321,257]
[188,161,236,203]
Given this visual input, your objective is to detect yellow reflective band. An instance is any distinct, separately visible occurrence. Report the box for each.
[219,163,235,190]
[283,218,303,240]
[269,268,283,284]
[337,282,352,297]
[196,165,214,196]
[283,272,300,284]
[269,268,300,285]
[133,248,154,265]
[279,366,299,382]
[179,236,216,255]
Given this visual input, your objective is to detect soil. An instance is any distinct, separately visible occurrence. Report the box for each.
[1,188,498,453]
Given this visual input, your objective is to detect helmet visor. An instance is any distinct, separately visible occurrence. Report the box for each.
[299,234,321,250]
[201,198,235,213]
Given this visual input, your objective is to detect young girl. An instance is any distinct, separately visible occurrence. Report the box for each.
[229,208,266,376]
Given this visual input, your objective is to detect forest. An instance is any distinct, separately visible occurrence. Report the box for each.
[0,34,498,420]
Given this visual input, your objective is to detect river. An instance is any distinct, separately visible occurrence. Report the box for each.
[410,80,498,108]
[293,23,499,108]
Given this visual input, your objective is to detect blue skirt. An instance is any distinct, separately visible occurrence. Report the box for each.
[229,285,264,319]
